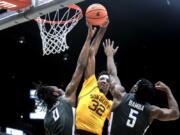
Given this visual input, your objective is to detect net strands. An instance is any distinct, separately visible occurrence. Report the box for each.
[36,6,82,55]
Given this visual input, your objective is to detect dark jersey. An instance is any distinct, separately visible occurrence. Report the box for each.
[109,93,152,135]
[44,96,75,135]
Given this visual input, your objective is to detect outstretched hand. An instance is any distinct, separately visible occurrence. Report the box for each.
[155,81,170,92]
[100,17,109,28]
[103,39,119,56]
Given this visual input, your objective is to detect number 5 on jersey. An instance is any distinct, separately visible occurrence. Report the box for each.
[126,109,139,128]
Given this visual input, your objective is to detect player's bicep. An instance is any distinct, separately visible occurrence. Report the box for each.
[110,75,125,98]
[151,105,179,121]
[65,65,83,98]
[111,75,121,85]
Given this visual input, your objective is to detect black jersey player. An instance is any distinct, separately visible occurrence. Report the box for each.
[102,39,180,135]
[35,25,96,135]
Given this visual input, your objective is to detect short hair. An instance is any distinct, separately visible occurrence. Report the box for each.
[35,84,58,109]
[135,78,156,104]
[97,70,109,79]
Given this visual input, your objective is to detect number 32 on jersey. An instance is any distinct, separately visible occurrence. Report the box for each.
[88,99,106,116]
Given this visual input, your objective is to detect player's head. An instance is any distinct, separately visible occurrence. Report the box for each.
[36,85,65,109]
[130,78,155,104]
[97,71,110,95]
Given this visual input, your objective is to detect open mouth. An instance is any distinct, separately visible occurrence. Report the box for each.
[100,83,107,89]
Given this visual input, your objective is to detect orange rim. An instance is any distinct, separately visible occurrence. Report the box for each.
[34,4,83,24]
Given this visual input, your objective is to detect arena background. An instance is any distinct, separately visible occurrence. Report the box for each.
[0,0,180,134]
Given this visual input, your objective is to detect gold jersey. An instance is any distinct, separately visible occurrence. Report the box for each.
[76,75,112,135]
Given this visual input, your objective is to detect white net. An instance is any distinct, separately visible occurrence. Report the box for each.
[35,5,82,55]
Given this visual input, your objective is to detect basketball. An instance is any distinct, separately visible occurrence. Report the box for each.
[85,3,108,26]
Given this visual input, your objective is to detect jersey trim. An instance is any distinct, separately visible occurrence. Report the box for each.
[72,107,76,135]
[108,112,114,135]
[78,86,98,101]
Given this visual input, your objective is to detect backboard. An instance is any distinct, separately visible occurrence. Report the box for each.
[0,0,85,30]
[33,0,54,7]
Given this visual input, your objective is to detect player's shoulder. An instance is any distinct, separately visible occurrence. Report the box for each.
[83,74,97,87]
[86,74,96,81]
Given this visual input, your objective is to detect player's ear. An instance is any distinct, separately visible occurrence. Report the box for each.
[134,85,139,92]
[53,91,59,96]
[131,85,138,93]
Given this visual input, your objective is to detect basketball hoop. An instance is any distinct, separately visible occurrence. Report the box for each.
[35,5,83,55]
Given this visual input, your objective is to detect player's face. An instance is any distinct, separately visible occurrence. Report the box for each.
[98,74,110,95]
[130,80,140,93]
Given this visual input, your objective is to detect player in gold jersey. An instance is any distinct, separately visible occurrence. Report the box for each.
[76,19,112,135]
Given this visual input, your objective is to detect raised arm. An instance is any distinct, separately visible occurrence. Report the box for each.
[150,81,180,122]
[103,39,125,110]
[103,39,119,81]
[64,25,96,105]
[84,19,109,79]
[91,20,109,56]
